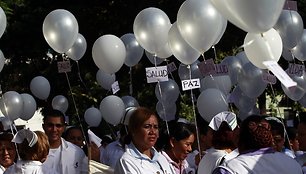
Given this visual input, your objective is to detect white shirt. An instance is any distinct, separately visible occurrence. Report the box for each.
[42,138,88,174]
[197,148,237,174]
[214,147,303,174]
[114,143,175,174]
[101,140,125,168]
[4,160,45,174]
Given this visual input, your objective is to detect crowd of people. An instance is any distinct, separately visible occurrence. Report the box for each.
[0,106,306,174]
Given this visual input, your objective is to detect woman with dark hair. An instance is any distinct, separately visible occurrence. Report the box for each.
[159,122,195,174]
[197,111,239,174]
[0,132,16,173]
[213,115,303,174]
[114,107,175,174]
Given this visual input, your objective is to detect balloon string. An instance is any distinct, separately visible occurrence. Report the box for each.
[269,82,292,151]
[157,80,169,135]
[201,53,205,61]
[154,54,157,68]
[188,65,202,159]
[129,67,133,96]
[212,45,217,60]
[76,61,88,91]
[64,72,88,146]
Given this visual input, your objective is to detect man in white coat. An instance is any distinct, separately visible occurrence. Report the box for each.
[42,109,88,174]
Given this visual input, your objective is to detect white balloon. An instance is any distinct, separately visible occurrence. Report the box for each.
[244,28,283,69]
[100,95,125,125]
[200,75,232,95]
[274,10,304,49]
[177,0,224,53]
[281,73,306,101]
[84,107,102,127]
[120,33,144,67]
[292,30,306,61]
[154,42,172,59]
[155,79,180,103]
[20,93,37,121]
[92,34,126,74]
[145,50,164,65]
[178,60,202,80]
[197,88,228,122]
[0,49,5,72]
[52,95,69,114]
[221,56,242,85]
[0,91,23,121]
[210,0,285,33]
[121,96,139,108]
[133,7,172,54]
[66,33,87,61]
[282,47,294,61]
[156,101,176,121]
[168,22,200,65]
[96,69,116,90]
[43,9,79,53]
[0,7,6,38]
[30,76,51,100]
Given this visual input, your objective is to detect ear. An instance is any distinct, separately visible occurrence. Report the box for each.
[170,137,175,148]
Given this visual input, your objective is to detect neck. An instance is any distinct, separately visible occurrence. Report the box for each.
[50,139,62,149]
[166,149,181,164]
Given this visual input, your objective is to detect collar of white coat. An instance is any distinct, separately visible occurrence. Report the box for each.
[61,138,69,150]
[127,142,159,162]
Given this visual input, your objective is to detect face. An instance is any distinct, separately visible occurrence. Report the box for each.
[297,123,306,151]
[0,141,16,169]
[132,115,159,152]
[272,135,285,152]
[65,129,84,147]
[43,117,65,145]
[171,134,195,161]
[290,138,300,152]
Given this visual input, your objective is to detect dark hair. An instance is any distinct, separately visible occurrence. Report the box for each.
[197,115,210,136]
[63,126,82,139]
[124,107,158,145]
[42,108,66,124]
[19,131,50,162]
[238,115,273,153]
[0,132,13,142]
[286,127,297,141]
[158,122,195,151]
[212,121,237,149]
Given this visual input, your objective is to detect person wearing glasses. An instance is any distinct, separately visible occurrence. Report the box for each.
[42,109,88,174]
[114,107,175,174]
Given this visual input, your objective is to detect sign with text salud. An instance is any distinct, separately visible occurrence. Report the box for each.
[146,66,169,83]
[181,78,201,91]
[263,61,297,88]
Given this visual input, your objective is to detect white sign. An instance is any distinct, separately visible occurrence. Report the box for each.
[181,78,201,91]
[57,61,71,73]
[146,66,169,83]
[111,81,120,94]
[263,61,297,88]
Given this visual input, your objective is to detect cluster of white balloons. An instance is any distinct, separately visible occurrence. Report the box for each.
[0,7,6,73]
[42,9,87,61]
[84,95,140,127]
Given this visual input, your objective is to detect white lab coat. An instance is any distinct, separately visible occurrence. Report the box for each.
[101,140,125,168]
[43,138,88,174]
[114,143,175,174]
[4,160,44,174]
[214,148,303,174]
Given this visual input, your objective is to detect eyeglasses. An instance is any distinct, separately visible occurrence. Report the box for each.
[44,123,65,128]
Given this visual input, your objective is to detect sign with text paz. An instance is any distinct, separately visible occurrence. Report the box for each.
[112,81,120,94]
[181,78,201,91]
[57,61,71,73]
[146,66,169,83]
[263,61,297,88]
